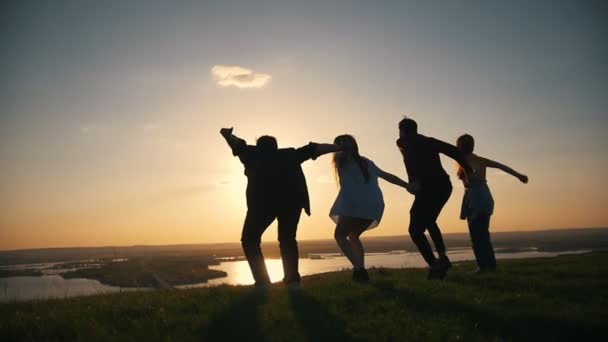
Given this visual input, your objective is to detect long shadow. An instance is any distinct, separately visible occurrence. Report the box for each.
[203,290,269,341]
[288,291,355,342]
[368,281,604,340]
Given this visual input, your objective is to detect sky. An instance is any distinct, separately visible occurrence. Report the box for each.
[1,0,607,250]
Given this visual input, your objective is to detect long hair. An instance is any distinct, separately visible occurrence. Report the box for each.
[332,134,370,184]
[456,134,474,180]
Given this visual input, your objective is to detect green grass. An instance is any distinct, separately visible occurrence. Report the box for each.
[2,252,607,341]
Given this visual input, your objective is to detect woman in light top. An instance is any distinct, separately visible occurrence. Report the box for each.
[456,134,528,273]
[330,135,412,282]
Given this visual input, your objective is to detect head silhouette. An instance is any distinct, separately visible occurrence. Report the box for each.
[333,134,369,183]
[457,134,475,154]
[256,135,278,152]
[398,117,418,138]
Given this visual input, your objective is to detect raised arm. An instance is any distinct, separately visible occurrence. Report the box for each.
[482,158,528,183]
[220,127,247,156]
[431,138,474,175]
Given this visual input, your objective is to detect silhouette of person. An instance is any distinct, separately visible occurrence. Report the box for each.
[396,118,473,279]
[220,127,342,290]
[456,134,528,273]
[329,134,411,282]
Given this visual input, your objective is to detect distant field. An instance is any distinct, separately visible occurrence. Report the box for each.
[1,227,607,265]
[61,256,227,288]
[1,252,606,341]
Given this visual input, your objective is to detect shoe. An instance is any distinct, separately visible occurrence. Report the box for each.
[438,255,452,270]
[252,282,271,293]
[353,269,370,283]
[427,261,447,280]
[286,281,301,292]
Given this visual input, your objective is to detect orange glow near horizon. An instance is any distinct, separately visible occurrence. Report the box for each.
[2,2,607,251]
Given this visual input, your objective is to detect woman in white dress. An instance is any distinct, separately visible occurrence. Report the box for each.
[330,135,412,282]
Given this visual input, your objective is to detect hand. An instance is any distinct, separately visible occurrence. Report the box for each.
[407,181,421,195]
[220,127,233,137]
[518,174,528,184]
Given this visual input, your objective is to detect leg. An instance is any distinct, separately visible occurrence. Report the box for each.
[427,222,447,257]
[334,217,357,267]
[277,208,302,284]
[347,220,371,270]
[427,185,452,257]
[469,213,494,271]
[467,216,484,269]
[408,198,436,267]
[241,209,275,286]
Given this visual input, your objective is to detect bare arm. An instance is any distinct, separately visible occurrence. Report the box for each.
[378,169,413,193]
[483,157,528,183]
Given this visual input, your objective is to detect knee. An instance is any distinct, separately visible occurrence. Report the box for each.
[334,230,347,243]
[408,224,423,238]
[241,238,260,251]
[278,236,297,249]
[348,232,360,243]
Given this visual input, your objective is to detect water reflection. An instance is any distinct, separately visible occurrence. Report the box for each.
[182,249,591,287]
[1,249,591,301]
[0,275,141,302]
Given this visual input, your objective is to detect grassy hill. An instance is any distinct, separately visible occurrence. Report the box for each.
[2,252,607,341]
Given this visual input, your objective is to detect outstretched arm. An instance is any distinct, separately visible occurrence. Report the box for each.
[378,169,413,193]
[431,138,474,175]
[483,158,528,183]
[315,143,343,157]
[220,127,247,155]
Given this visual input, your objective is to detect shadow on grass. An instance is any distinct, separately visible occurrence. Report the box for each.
[288,291,355,342]
[369,280,604,340]
[203,290,269,341]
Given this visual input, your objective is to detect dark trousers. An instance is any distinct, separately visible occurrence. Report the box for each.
[468,213,496,270]
[241,206,302,286]
[408,184,452,267]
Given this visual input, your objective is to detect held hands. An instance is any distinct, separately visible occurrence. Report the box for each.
[220,127,233,137]
[406,181,421,195]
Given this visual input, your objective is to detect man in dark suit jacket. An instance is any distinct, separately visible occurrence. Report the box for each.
[221,127,342,289]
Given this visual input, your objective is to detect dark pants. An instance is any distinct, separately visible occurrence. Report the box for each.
[468,213,496,270]
[241,206,302,286]
[409,184,452,267]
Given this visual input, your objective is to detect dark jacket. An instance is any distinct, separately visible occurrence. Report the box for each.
[397,134,472,190]
[231,138,320,215]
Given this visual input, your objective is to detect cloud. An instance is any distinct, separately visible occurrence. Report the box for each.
[211,65,271,89]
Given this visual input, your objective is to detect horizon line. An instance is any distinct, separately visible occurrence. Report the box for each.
[2,226,607,253]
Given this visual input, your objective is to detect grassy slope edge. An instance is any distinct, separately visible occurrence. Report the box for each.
[2,252,607,341]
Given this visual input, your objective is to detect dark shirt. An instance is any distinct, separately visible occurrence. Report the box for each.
[396,134,472,190]
[230,138,320,215]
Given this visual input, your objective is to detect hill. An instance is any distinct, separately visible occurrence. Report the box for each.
[1,252,607,341]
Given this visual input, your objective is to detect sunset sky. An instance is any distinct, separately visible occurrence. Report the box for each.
[1,0,607,250]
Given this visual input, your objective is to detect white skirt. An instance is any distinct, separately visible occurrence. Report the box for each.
[329,187,385,230]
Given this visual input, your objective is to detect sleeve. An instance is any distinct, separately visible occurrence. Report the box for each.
[295,142,320,163]
[228,137,258,165]
[229,137,247,156]
[429,138,473,174]
[367,159,381,177]
[397,139,416,182]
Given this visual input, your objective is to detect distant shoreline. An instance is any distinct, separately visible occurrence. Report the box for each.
[2,226,607,252]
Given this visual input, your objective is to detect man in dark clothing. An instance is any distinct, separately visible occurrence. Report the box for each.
[220,127,341,289]
[396,118,473,279]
